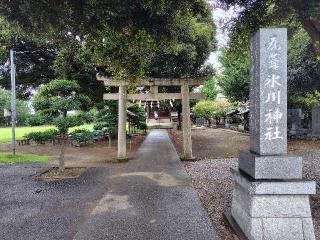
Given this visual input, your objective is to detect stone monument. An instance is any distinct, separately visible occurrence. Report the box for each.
[229,28,316,239]
[312,104,320,137]
[196,117,205,127]
[288,108,303,135]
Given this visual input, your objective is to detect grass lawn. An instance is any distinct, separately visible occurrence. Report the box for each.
[0,124,93,143]
[0,152,50,163]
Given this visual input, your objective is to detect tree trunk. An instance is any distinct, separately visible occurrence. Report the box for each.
[108,134,112,148]
[59,133,65,171]
[301,19,320,59]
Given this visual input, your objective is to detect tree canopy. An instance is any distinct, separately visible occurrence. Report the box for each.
[217,47,249,103]
[0,0,217,100]
[214,0,320,60]
[202,78,218,100]
[204,1,319,105]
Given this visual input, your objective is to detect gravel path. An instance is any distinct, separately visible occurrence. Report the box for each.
[168,128,320,239]
[184,158,237,239]
[184,152,320,239]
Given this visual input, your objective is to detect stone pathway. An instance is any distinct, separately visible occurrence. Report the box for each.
[74,129,218,240]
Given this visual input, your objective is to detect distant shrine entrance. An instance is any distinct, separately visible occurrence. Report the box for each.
[147,101,170,121]
[97,76,205,160]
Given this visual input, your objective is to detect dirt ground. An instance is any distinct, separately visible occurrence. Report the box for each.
[169,127,320,239]
[0,135,146,167]
[169,127,320,159]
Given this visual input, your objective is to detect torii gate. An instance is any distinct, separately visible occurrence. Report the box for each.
[97,75,205,160]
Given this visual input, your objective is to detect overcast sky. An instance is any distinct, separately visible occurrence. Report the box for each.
[206,6,239,68]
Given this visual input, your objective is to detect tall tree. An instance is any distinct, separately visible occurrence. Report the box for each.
[211,0,320,60]
[202,78,218,100]
[0,16,56,99]
[218,23,320,103]
[0,0,217,84]
[217,47,249,103]
[288,27,320,95]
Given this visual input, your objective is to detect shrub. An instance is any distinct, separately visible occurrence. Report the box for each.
[77,110,97,124]
[92,130,104,137]
[192,99,234,126]
[139,122,148,132]
[93,122,105,131]
[70,128,91,135]
[43,129,59,139]
[94,103,118,134]
[53,115,83,134]
[69,129,94,143]
[24,129,59,143]
[26,114,47,126]
[127,102,146,126]
[230,115,242,124]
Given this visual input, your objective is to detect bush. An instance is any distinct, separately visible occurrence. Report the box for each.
[70,128,91,135]
[192,100,234,121]
[230,115,242,124]
[93,122,105,131]
[127,102,146,126]
[24,129,59,143]
[53,115,84,134]
[94,104,118,133]
[77,110,97,124]
[26,114,47,126]
[69,129,94,143]
[92,130,104,137]
[138,122,147,131]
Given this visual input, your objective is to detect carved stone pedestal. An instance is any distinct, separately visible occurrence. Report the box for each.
[230,168,316,240]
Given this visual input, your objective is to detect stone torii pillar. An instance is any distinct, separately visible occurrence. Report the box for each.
[117,85,127,159]
[97,77,205,161]
[181,82,193,160]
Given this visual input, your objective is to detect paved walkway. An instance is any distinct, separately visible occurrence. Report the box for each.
[74,129,218,240]
[0,130,217,240]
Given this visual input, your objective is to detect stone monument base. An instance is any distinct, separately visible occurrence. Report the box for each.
[238,150,302,179]
[230,168,316,240]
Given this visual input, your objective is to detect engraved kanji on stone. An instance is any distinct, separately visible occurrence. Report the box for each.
[268,53,279,70]
[267,37,281,51]
[265,108,283,125]
[265,74,281,88]
[265,126,283,141]
[265,90,281,104]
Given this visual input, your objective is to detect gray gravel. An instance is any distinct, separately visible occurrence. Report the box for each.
[184,151,320,240]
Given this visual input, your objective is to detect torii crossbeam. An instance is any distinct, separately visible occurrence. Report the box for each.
[97,75,205,160]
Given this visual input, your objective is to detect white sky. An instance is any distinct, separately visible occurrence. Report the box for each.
[206,6,239,68]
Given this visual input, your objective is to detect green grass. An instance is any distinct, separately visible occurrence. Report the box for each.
[0,124,93,143]
[0,152,50,163]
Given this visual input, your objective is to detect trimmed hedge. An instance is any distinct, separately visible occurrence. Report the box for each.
[69,129,94,143]
[24,129,59,143]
